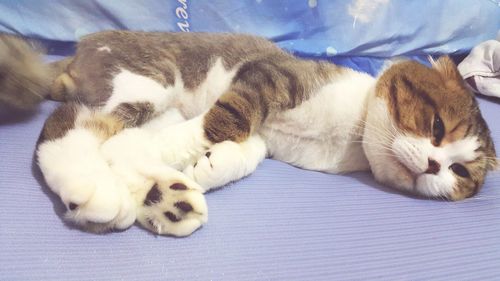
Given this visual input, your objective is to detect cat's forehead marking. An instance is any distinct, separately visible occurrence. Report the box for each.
[97,46,112,53]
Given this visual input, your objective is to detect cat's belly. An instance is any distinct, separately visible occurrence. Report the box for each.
[259,69,375,173]
[260,126,370,173]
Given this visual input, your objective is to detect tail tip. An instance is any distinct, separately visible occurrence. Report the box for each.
[0,34,51,111]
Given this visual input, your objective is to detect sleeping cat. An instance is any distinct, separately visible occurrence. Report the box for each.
[1,31,496,236]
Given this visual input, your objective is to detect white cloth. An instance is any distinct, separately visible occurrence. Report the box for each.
[458,39,500,98]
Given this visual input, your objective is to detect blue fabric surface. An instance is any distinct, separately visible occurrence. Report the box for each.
[1,0,499,57]
[1,55,500,280]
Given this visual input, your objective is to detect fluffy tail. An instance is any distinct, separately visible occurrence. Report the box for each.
[0,34,74,110]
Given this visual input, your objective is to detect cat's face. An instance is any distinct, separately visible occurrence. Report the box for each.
[363,57,496,200]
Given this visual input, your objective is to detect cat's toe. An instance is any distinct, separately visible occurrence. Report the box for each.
[137,179,208,237]
[185,141,249,191]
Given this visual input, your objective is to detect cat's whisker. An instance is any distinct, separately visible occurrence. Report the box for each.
[355,118,396,141]
[354,121,387,136]
[349,140,394,152]
[352,123,395,143]
[367,152,395,158]
[480,156,500,162]
[349,137,393,147]
[463,195,500,201]
[362,124,399,144]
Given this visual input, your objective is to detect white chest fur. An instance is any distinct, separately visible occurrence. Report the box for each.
[260,69,376,173]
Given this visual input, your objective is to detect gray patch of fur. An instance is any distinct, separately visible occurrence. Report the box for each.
[0,34,51,110]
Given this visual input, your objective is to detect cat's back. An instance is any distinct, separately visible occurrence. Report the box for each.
[69,31,285,106]
[78,30,283,67]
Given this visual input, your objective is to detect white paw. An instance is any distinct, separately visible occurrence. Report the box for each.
[184,141,247,191]
[184,136,267,192]
[65,178,136,232]
[38,129,136,232]
[155,115,210,170]
[136,170,208,237]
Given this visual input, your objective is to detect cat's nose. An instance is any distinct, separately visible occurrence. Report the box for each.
[425,158,441,175]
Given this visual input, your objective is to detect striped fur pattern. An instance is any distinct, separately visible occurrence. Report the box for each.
[4,31,494,236]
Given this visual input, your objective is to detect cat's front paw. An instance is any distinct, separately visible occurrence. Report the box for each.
[136,174,208,237]
[184,136,267,192]
[184,141,246,191]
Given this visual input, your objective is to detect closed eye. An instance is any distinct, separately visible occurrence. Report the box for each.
[449,163,470,178]
[432,114,445,146]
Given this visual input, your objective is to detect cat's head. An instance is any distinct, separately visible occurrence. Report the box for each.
[363,56,496,200]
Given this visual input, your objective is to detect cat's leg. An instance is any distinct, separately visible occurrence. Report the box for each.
[99,118,207,236]
[153,77,273,168]
[66,47,180,128]
[101,67,179,127]
[152,57,308,188]
[37,103,135,232]
[183,135,267,192]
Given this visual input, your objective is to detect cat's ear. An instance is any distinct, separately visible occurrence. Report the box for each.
[429,55,463,83]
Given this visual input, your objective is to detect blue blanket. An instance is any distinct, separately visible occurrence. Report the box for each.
[1,0,499,58]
